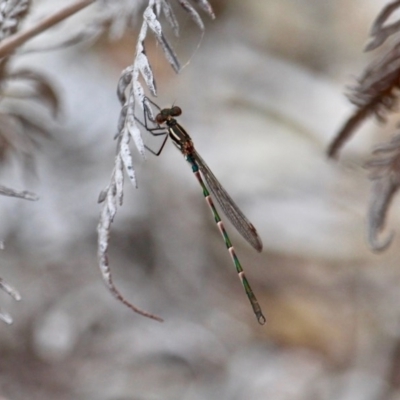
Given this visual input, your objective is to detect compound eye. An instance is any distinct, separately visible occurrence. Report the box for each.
[155,113,166,124]
[170,106,182,117]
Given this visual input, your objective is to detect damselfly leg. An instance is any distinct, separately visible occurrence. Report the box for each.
[135,104,169,156]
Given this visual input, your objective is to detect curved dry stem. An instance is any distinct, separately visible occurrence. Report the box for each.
[97,170,163,323]
[327,107,373,159]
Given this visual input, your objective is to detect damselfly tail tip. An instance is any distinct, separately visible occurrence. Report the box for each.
[257,312,266,325]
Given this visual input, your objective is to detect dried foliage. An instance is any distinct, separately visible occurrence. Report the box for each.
[328,1,400,159]
[0,184,37,200]
[0,182,38,324]
[0,0,30,55]
[365,0,400,52]
[0,276,20,324]
[327,1,400,252]
[0,0,29,39]
[0,68,59,167]
[0,0,57,166]
[0,0,140,326]
[0,0,33,324]
[97,0,214,322]
[365,134,400,251]
[0,0,214,324]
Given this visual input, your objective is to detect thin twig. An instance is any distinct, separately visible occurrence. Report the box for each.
[0,0,95,58]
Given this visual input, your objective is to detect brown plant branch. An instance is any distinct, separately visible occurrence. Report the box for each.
[328,39,400,158]
[327,106,374,159]
[0,0,95,58]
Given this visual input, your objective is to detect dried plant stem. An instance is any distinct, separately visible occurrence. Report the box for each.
[0,0,95,58]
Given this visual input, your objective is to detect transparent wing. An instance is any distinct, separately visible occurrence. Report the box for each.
[192,150,263,252]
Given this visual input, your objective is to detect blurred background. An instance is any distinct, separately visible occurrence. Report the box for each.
[1,0,400,399]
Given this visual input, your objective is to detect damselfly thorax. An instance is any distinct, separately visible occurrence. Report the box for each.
[155,106,195,156]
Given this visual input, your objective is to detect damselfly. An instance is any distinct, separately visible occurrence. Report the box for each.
[138,100,265,325]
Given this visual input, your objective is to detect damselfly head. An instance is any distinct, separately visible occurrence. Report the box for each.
[170,106,182,117]
[156,106,182,124]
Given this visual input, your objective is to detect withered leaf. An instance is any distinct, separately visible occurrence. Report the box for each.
[365,133,400,251]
